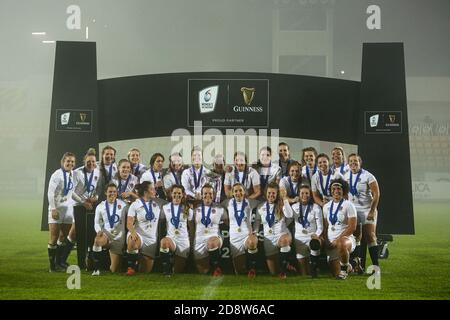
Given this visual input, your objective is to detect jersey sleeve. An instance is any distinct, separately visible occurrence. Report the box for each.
[282,199,294,218]
[347,201,357,218]
[311,174,318,192]
[250,169,260,186]
[94,204,103,233]
[314,204,324,236]
[224,172,232,186]
[47,172,58,210]
[181,169,195,198]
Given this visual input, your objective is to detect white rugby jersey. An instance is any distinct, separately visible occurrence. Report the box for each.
[344,169,377,210]
[331,163,350,176]
[72,166,101,205]
[311,170,344,202]
[191,204,226,238]
[131,163,147,179]
[279,176,301,198]
[224,167,261,191]
[287,202,323,239]
[302,165,318,185]
[94,199,127,237]
[99,162,118,183]
[140,168,163,185]
[162,203,193,240]
[112,174,138,194]
[225,198,258,237]
[48,168,75,210]
[323,199,357,242]
[128,198,164,240]
[163,169,183,191]
[255,200,290,237]
[257,163,281,188]
[181,165,211,198]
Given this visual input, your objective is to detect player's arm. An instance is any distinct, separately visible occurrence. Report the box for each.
[368,180,380,221]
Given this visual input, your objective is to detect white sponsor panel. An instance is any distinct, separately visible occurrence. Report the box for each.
[412,181,450,200]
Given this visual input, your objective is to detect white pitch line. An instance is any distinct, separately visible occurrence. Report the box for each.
[200,277,224,300]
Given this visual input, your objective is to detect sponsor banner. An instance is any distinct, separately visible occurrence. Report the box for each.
[188,79,269,128]
[412,181,450,200]
[365,111,402,134]
[55,109,93,132]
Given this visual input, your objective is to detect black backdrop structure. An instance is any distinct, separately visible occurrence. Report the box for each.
[42,41,414,269]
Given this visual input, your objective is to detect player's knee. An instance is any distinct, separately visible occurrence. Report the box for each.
[207,237,220,249]
[160,237,171,249]
[279,237,290,248]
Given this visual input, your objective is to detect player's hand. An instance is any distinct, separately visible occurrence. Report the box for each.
[130,231,139,242]
[51,209,59,220]
[83,201,93,210]
[280,189,287,200]
[367,210,375,221]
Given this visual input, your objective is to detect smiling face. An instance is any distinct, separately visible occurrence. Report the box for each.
[171,187,184,205]
[63,156,76,171]
[234,154,246,171]
[128,150,140,166]
[153,156,164,172]
[299,187,311,204]
[119,161,131,179]
[105,185,118,203]
[288,164,300,181]
[332,148,344,166]
[102,148,115,166]
[260,149,272,166]
[304,151,316,167]
[232,184,245,202]
[278,145,289,161]
[170,154,183,171]
[348,155,361,173]
[202,187,214,206]
[331,184,344,201]
[266,187,278,204]
[317,156,329,174]
[192,150,203,167]
[84,155,96,172]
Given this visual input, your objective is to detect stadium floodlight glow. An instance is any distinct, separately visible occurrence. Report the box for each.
[42,40,55,44]
[340,70,345,74]
[32,32,46,35]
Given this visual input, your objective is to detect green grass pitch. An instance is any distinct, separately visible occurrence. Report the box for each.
[0,200,449,300]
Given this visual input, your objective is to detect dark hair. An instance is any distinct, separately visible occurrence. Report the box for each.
[301,147,318,166]
[259,146,272,155]
[105,182,117,191]
[169,184,189,218]
[348,153,363,166]
[100,145,116,183]
[264,181,284,219]
[136,181,153,197]
[287,160,301,174]
[299,184,314,205]
[316,153,330,162]
[150,153,165,168]
[83,148,96,162]
[278,142,289,149]
[328,178,349,197]
[201,183,214,194]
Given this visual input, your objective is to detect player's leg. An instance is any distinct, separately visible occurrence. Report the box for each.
[207,236,222,276]
[160,237,176,276]
[277,234,291,278]
[48,223,61,272]
[126,232,142,275]
[139,255,154,273]
[57,223,73,269]
[174,255,187,273]
[295,239,310,276]
[364,220,379,269]
[91,233,108,275]
[336,237,353,280]
[232,254,247,274]
[109,253,122,273]
[308,238,322,278]
[244,234,259,278]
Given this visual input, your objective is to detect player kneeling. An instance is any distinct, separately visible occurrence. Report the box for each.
[91,183,127,275]
[125,181,164,275]
[255,182,292,279]
[192,184,227,277]
[159,185,194,277]
[324,179,357,280]
[285,184,324,278]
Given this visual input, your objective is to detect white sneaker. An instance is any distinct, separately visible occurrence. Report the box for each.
[92,270,100,276]
[337,270,348,280]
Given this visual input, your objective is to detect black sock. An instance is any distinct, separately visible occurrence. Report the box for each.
[92,250,102,271]
[55,244,64,266]
[310,254,319,266]
[127,251,138,270]
[61,239,75,264]
[246,249,258,271]
[341,263,348,272]
[160,250,172,275]
[368,245,379,266]
[279,252,289,274]
[48,245,57,269]
[209,248,221,270]
[352,245,361,259]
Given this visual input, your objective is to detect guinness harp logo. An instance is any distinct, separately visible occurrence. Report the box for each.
[80,113,87,122]
[241,87,256,106]
[388,114,396,123]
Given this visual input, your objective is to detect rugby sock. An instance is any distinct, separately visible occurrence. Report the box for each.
[208,247,221,269]
[92,245,102,271]
[160,247,172,275]
[48,244,57,270]
[61,237,75,264]
[310,249,320,265]
[246,248,258,271]
[352,241,361,259]
[368,243,379,266]
[279,246,291,274]
[127,249,139,271]
[340,261,349,272]
[56,240,65,266]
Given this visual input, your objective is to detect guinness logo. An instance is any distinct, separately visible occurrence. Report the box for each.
[388,114,396,123]
[80,113,87,122]
[241,87,255,106]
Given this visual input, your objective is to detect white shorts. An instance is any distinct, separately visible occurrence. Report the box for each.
[167,236,190,258]
[326,235,356,262]
[230,233,250,258]
[357,208,377,225]
[127,232,157,258]
[264,232,290,257]
[194,235,223,259]
[48,206,74,224]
